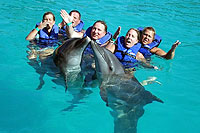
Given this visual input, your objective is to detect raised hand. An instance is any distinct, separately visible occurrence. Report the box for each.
[60,9,73,24]
[37,21,49,30]
[172,40,181,49]
[58,20,66,28]
[113,26,121,40]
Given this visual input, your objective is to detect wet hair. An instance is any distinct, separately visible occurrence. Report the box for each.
[126,28,140,41]
[93,20,107,33]
[42,11,55,21]
[142,27,156,40]
[69,10,81,20]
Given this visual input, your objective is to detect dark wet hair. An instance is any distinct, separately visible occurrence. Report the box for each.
[69,10,81,20]
[126,28,140,41]
[42,11,55,21]
[93,20,107,33]
[142,27,156,40]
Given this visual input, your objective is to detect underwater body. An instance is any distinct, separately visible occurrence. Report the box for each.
[0,0,200,133]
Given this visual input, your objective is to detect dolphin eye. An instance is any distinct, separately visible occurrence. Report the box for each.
[109,66,113,71]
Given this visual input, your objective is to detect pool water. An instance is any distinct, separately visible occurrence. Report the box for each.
[0,0,200,132]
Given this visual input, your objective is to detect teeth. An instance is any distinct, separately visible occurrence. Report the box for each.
[127,40,131,43]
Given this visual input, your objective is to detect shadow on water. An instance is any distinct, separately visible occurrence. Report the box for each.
[59,57,98,112]
[61,87,93,112]
[26,40,63,90]
[27,55,61,90]
[26,42,96,112]
[27,55,95,112]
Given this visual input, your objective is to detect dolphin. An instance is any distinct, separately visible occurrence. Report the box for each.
[90,40,163,133]
[53,36,93,111]
[53,36,91,89]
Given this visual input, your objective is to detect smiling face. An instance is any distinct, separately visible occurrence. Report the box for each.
[43,12,55,30]
[91,22,107,40]
[70,12,81,27]
[124,29,139,48]
[141,28,155,45]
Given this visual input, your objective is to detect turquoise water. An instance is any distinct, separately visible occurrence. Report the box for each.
[0,0,200,132]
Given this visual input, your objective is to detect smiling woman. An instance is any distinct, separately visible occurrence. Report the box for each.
[90,21,107,41]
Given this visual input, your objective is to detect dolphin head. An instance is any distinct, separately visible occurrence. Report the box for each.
[53,36,91,89]
[54,36,91,71]
[90,40,125,78]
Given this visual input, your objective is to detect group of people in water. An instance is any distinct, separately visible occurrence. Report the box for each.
[26,9,181,71]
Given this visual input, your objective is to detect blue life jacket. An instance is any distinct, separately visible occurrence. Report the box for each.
[84,26,112,54]
[36,23,59,48]
[59,20,84,38]
[137,27,162,58]
[114,36,141,68]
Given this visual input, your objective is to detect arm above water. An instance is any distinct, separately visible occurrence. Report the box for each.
[60,9,83,38]
[164,40,181,59]
[25,21,47,41]
[58,19,65,29]
[106,26,121,53]
[150,40,181,59]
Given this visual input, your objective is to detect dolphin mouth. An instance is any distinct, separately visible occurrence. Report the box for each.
[80,36,91,45]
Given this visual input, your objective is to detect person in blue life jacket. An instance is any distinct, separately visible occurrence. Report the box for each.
[60,9,112,86]
[106,27,158,72]
[26,11,59,60]
[58,10,85,40]
[139,27,181,60]
[60,9,112,48]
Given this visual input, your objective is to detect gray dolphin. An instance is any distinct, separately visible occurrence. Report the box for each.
[53,36,94,111]
[90,40,163,133]
[53,36,91,89]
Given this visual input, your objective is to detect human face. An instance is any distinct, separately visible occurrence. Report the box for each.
[71,12,81,27]
[142,30,154,45]
[91,22,106,40]
[43,14,55,29]
[124,29,139,48]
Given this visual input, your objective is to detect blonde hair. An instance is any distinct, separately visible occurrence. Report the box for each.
[142,27,156,40]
